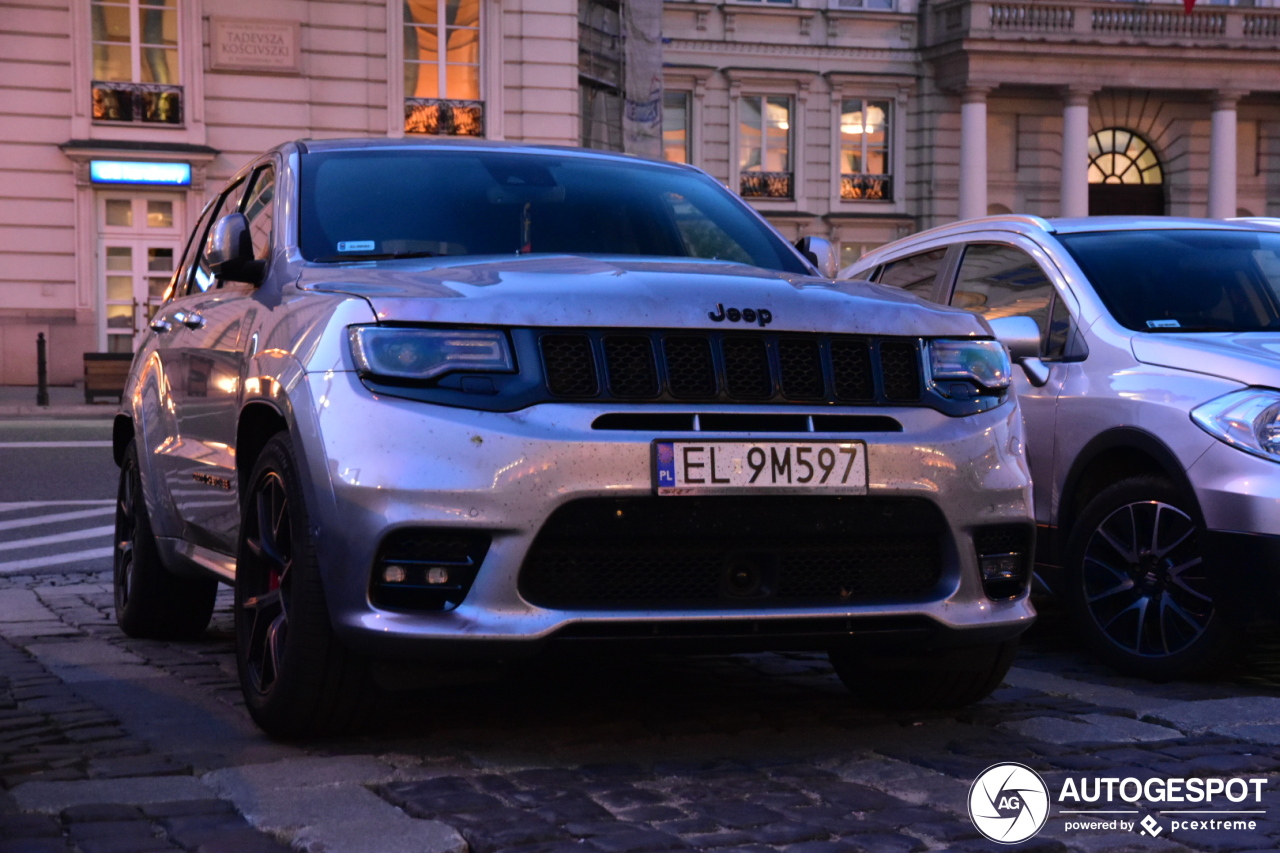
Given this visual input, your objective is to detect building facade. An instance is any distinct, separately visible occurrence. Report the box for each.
[1,0,1278,385]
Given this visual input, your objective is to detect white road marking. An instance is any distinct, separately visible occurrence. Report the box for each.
[0,441,113,448]
[0,525,114,553]
[0,508,115,532]
[0,501,115,513]
[0,547,114,573]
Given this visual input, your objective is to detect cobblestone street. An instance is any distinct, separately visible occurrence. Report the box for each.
[2,569,1280,853]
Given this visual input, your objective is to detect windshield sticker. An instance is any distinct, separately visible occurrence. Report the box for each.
[1147,319,1180,329]
[337,241,376,253]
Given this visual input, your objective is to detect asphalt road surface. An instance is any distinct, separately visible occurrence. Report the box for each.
[3,414,1280,853]
[0,418,116,577]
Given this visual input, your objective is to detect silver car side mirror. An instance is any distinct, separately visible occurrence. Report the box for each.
[988,315,1050,386]
[795,236,838,278]
[206,212,265,285]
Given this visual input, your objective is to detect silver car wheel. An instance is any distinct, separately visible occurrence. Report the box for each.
[1081,499,1213,658]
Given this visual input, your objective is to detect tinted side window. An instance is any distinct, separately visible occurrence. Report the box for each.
[876,248,948,297]
[242,166,276,261]
[951,244,1054,339]
[169,200,219,301]
[192,179,248,292]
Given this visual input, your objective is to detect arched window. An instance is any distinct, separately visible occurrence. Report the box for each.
[1087,129,1163,185]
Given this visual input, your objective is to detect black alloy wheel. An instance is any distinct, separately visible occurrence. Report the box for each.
[233,434,371,738]
[239,470,294,697]
[113,449,143,616]
[1065,476,1236,680]
[113,439,216,639]
[1080,499,1211,658]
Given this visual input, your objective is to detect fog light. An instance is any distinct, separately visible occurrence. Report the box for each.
[426,567,450,585]
[382,565,407,584]
[980,553,1022,583]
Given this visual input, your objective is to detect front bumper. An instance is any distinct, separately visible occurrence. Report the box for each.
[1192,440,1280,537]
[301,370,1036,657]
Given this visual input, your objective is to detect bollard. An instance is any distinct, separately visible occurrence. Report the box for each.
[36,332,49,406]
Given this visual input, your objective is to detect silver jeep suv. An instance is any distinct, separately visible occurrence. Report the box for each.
[844,215,1280,680]
[113,139,1034,737]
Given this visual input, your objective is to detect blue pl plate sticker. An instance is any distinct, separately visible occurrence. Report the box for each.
[337,241,376,253]
[656,442,676,489]
[1147,319,1180,328]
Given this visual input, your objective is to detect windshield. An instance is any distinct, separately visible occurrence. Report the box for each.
[1058,229,1280,333]
[298,149,809,274]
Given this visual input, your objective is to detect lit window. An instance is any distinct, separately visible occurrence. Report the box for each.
[90,0,182,124]
[663,92,691,164]
[404,0,484,136]
[739,95,793,199]
[840,98,892,201]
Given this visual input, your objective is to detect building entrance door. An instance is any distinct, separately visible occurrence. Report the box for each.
[96,194,186,352]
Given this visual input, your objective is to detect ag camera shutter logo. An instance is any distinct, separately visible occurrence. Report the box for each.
[969,762,1051,844]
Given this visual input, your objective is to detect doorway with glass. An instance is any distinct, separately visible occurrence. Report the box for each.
[97,193,186,353]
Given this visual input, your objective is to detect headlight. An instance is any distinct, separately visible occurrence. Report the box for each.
[1191,388,1280,462]
[348,326,515,380]
[926,339,1012,398]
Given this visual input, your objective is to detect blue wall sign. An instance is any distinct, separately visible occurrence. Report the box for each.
[89,160,192,186]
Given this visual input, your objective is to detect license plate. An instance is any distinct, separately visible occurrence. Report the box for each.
[653,440,867,496]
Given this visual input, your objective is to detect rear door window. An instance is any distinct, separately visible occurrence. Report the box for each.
[875,248,948,297]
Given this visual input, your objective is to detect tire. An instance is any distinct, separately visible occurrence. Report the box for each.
[114,440,217,639]
[1063,475,1237,680]
[828,640,1018,710]
[234,433,371,738]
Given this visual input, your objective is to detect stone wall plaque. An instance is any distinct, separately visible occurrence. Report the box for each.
[209,18,301,74]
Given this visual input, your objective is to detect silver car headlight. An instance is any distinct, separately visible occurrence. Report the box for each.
[348,326,515,380]
[926,339,1012,400]
[1191,388,1280,462]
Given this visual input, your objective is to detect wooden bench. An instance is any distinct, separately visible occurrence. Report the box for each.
[83,353,133,404]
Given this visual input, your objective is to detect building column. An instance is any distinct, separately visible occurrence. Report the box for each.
[1060,87,1091,218]
[958,86,990,220]
[1208,91,1243,219]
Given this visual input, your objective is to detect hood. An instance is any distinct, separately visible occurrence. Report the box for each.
[301,255,986,337]
[1131,331,1280,388]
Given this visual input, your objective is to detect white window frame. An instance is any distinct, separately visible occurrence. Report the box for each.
[89,0,180,86]
[828,83,908,213]
[837,96,893,204]
[70,0,204,141]
[389,0,503,139]
[726,72,813,212]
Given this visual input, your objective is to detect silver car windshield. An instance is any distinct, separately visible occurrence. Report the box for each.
[298,149,809,274]
[1059,229,1280,333]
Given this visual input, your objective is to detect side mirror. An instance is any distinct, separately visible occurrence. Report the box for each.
[988,315,1050,386]
[206,212,264,285]
[794,236,838,278]
[988,316,1041,360]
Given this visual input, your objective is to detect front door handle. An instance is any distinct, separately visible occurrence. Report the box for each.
[150,318,173,333]
[174,310,206,330]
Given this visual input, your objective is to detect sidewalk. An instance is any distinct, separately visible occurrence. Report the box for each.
[0,386,117,418]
